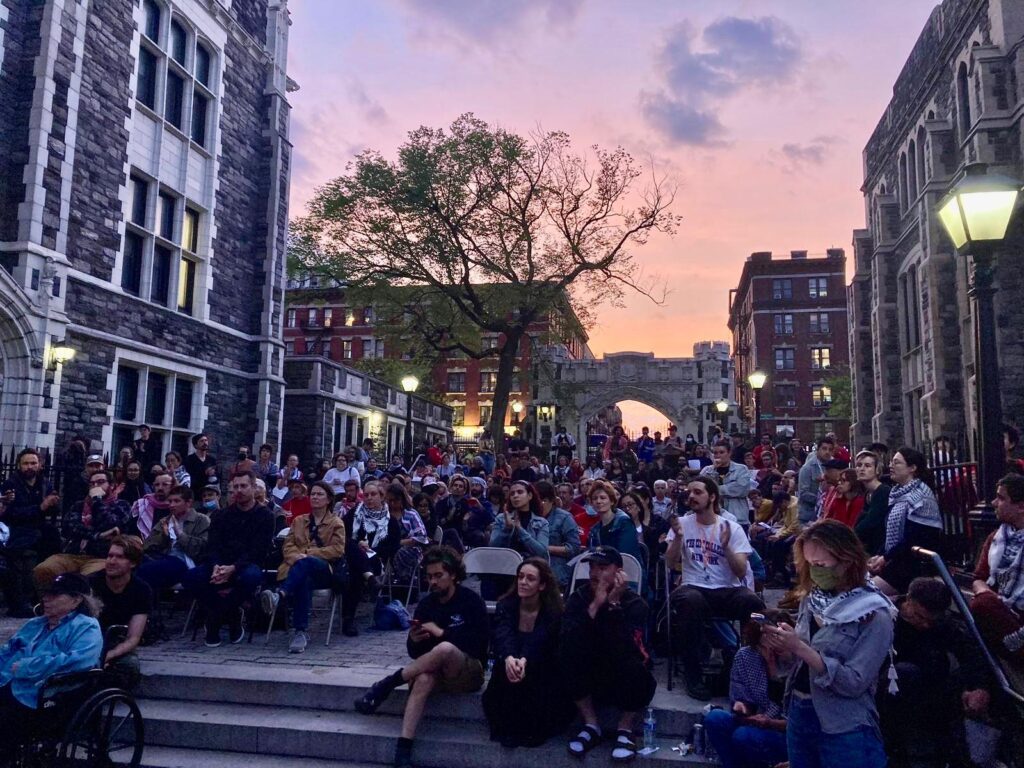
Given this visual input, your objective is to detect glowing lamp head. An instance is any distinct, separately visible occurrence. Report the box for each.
[715,400,729,414]
[511,400,523,414]
[748,371,767,390]
[400,375,419,393]
[938,163,1021,250]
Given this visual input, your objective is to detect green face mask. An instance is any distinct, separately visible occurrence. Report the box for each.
[809,564,841,591]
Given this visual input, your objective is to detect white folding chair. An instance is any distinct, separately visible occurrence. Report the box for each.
[263,587,343,646]
[462,547,523,613]
[567,553,644,595]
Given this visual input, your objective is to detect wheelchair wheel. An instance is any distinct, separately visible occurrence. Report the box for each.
[57,688,144,767]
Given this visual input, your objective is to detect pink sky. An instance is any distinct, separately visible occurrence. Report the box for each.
[284,0,938,428]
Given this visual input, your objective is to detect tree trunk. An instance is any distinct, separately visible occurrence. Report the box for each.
[489,329,523,452]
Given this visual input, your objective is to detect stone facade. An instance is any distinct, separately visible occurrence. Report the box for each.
[282,356,454,466]
[850,0,1024,452]
[0,0,292,461]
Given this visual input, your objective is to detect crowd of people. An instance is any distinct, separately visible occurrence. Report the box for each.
[1,421,1023,767]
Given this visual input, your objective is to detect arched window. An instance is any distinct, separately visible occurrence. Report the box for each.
[142,0,161,41]
[907,140,918,201]
[898,152,909,211]
[957,62,972,139]
[915,126,927,189]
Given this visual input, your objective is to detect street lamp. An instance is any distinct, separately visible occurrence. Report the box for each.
[937,162,1022,511]
[715,399,729,435]
[48,342,75,371]
[748,370,767,438]
[401,375,419,469]
[511,399,523,429]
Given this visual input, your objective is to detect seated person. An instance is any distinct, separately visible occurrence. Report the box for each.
[354,546,488,768]
[483,558,574,748]
[562,546,656,763]
[281,479,310,525]
[970,473,1024,664]
[666,476,765,700]
[535,481,581,590]
[89,536,152,690]
[33,469,131,590]
[880,578,992,768]
[137,486,211,593]
[705,609,790,768]
[182,471,274,647]
[259,481,347,651]
[0,573,103,754]
[586,480,643,565]
[128,472,173,539]
[489,480,550,559]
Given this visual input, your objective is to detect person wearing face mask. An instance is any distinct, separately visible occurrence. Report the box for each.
[763,519,896,768]
[137,486,211,593]
[489,480,550,559]
[199,485,223,518]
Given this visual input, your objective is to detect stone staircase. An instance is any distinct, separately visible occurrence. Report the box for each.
[133,661,717,767]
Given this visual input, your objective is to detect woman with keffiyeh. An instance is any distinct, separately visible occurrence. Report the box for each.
[764,520,896,768]
[867,447,944,596]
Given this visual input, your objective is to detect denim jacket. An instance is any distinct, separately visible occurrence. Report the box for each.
[0,612,103,707]
[489,514,550,559]
[545,507,582,587]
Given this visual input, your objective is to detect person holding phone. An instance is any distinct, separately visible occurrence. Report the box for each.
[489,481,549,559]
[705,609,792,768]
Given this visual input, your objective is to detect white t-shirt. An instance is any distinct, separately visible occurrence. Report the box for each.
[670,512,752,590]
[323,466,361,494]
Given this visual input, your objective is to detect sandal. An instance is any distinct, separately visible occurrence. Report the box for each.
[567,724,602,758]
[611,729,637,763]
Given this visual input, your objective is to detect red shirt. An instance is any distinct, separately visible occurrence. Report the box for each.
[283,496,311,526]
[574,507,599,541]
[823,492,864,528]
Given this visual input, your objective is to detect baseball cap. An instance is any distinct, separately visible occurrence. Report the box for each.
[43,572,91,597]
[85,454,104,465]
[421,477,438,489]
[584,545,623,568]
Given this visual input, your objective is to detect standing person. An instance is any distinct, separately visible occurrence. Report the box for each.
[701,440,753,523]
[182,471,274,647]
[535,481,581,590]
[89,536,152,690]
[489,480,550,559]
[228,446,256,478]
[260,481,346,653]
[0,449,61,617]
[254,444,280,485]
[797,437,835,524]
[586,480,643,564]
[562,546,656,762]
[482,558,574,748]
[868,447,943,596]
[853,451,890,556]
[763,520,895,768]
[137,486,210,593]
[477,429,496,475]
[183,433,219,496]
[666,476,764,699]
[132,425,161,469]
[354,546,488,768]
[635,427,656,465]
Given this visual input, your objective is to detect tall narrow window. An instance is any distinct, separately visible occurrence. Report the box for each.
[169,20,187,66]
[907,140,918,201]
[183,208,199,253]
[190,91,208,147]
[151,245,172,304]
[195,44,211,87]
[957,62,972,140]
[146,372,168,424]
[115,367,140,420]
[172,379,194,428]
[136,47,157,110]
[165,70,185,129]
[177,258,196,314]
[130,176,149,226]
[143,0,161,41]
[122,232,144,295]
[916,126,927,189]
[158,192,176,240]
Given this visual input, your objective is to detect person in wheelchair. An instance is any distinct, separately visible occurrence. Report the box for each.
[0,572,103,760]
[259,481,347,652]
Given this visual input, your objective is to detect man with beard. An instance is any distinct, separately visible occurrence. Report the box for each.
[353,546,487,768]
[700,440,753,524]
[0,449,61,616]
[33,469,132,590]
[62,453,105,515]
[666,476,764,700]
[183,433,218,496]
[130,472,173,539]
[89,535,152,689]
[182,470,273,647]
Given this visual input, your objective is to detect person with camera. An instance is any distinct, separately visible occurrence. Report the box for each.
[353,546,488,768]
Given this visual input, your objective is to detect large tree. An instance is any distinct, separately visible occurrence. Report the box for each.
[291,114,678,441]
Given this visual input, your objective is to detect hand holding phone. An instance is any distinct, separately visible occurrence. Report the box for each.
[750,612,776,628]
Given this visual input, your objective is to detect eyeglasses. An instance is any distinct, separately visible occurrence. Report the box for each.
[89,479,108,486]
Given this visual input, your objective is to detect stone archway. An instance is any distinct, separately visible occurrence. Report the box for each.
[0,269,45,449]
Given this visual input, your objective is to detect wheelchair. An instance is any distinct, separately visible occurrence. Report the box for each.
[10,625,144,768]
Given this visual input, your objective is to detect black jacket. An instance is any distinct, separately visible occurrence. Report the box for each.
[562,582,650,668]
[204,503,275,570]
[408,585,489,664]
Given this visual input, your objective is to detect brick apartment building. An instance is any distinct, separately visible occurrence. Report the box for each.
[283,279,591,438]
[0,0,292,458]
[728,250,850,444]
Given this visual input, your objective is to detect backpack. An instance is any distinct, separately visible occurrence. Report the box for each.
[373,597,412,631]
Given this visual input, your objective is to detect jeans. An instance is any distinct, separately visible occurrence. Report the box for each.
[787,696,886,768]
[480,452,495,475]
[182,562,263,627]
[136,556,190,594]
[704,708,787,768]
[280,556,335,631]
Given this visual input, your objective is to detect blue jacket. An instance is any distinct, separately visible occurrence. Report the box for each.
[489,514,550,559]
[587,509,643,563]
[0,612,103,708]
[545,507,582,587]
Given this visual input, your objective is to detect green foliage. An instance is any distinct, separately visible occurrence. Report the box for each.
[826,367,853,422]
[351,356,439,399]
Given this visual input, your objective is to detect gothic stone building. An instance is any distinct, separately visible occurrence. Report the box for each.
[849,0,1024,452]
[0,0,292,459]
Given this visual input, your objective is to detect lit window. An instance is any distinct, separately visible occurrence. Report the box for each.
[345,308,356,326]
[343,340,353,359]
[811,348,831,370]
[323,308,333,327]
[480,371,497,392]
[307,308,317,326]
[287,309,296,328]
[812,386,833,407]
[808,278,828,299]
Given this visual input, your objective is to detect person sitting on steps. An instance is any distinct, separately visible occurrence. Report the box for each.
[353,545,488,768]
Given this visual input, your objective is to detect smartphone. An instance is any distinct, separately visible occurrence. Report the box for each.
[411,619,422,629]
[750,612,776,628]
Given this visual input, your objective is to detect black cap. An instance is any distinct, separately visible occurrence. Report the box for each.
[43,572,91,597]
[584,545,623,568]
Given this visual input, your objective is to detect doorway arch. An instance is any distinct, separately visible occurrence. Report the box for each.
[0,269,44,449]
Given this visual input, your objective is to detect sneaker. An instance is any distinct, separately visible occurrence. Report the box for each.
[259,589,280,616]
[204,624,222,648]
[228,608,246,644]
[289,630,308,654]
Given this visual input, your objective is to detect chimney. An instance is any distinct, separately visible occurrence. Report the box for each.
[790,250,808,260]
[750,251,772,263]
[826,247,845,259]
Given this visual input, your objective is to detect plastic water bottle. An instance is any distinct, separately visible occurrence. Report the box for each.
[643,707,657,750]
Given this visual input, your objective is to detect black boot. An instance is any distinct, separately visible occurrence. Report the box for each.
[342,616,359,637]
[354,669,403,714]
[394,737,414,767]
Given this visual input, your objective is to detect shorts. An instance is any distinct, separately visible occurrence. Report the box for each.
[437,652,485,694]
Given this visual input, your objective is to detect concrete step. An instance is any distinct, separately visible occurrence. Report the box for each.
[138,661,713,736]
[136,746,380,768]
[138,699,716,767]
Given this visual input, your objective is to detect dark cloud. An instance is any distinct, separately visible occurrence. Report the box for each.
[780,135,840,166]
[642,16,803,146]
[347,81,389,125]
[393,0,583,44]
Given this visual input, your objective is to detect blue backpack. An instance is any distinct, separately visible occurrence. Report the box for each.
[373,597,412,631]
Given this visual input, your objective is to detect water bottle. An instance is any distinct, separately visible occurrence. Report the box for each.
[643,707,656,750]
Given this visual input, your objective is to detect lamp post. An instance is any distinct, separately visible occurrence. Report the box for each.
[715,399,729,436]
[401,375,419,470]
[747,370,767,438]
[511,399,523,430]
[937,162,1022,512]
